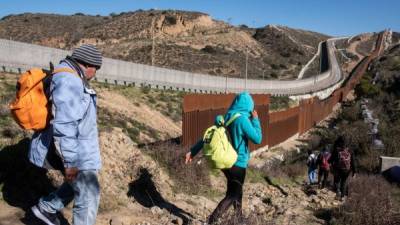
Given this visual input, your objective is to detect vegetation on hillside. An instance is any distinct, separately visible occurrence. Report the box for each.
[310,44,400,224]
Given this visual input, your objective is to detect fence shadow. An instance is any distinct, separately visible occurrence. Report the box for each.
[127,168,193,225]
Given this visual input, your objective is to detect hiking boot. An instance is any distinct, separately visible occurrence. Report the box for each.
[31,205,60,225]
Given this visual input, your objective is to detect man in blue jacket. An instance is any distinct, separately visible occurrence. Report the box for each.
[29,44,102,225]
[187,92,262,224]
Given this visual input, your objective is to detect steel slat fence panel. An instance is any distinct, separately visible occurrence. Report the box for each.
[249,104,269,150]
[182,94,270,150]
[268,106,299,147]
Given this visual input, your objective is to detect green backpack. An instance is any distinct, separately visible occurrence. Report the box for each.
[202,113,240,169]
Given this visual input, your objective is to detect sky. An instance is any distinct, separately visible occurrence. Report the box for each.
[0,0,399,36]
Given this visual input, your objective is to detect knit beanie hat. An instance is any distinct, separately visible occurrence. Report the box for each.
[71,44,102,69]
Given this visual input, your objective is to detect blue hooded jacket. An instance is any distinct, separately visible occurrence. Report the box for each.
[224,92,262,168]
[29,60,101,170]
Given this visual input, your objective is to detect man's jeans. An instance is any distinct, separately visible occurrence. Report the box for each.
[38,170,100,225]
[308,168,318,184]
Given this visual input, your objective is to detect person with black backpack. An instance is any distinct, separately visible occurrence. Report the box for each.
[307,149,318,185]
[329,136,356,200]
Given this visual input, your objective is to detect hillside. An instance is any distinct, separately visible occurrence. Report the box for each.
[0,71,344,225]
[0,9,397,225]
[310,40,400,225]
[0,10,330,80]
[391,31,400,46]
[1,38,399,224]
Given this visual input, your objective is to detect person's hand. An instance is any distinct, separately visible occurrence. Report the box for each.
[65,167,79,182]
[251,110,258,119]
[185,152,193,164]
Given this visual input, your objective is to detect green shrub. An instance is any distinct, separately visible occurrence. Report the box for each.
[246,168,265,183]
[339,103,361,122]
[355,75,380,97]
[270,96,290,111]
[140,85,151,94]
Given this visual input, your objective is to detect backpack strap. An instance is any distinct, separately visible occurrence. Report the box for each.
[52,67,79,77]
[225,113,241,127]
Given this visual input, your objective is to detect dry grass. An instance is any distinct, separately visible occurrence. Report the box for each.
[0,73,29,148]
[260,150,307,187]
[142,141,221,198]
[94,81,183,123]
[333,174,400,225]
[217,211,275,225]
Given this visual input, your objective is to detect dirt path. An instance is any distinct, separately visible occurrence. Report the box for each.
[342,34,373,75]
[0,202,27,225]
[0,182,343,225]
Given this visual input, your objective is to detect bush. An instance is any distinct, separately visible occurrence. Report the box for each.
[142,141,217,197]
[339,103,361,122]
[281,161,306,180]
[261,150,307,186]
[202,45,217,54]
[270,96,290,111]
[332,175,400,225]
[271,64,279,70]
[355,75,380,97]
[379,119,400,157]
[164,15,177,25]
[140,85,151,94]
[218,210,275,225]
[340,121,371,153]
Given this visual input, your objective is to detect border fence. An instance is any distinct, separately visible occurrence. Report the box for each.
[182,94,270,151]
[0,37,341,96]
[182,32,385,150]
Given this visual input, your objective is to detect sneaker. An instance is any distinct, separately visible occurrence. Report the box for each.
[31,205,60,225]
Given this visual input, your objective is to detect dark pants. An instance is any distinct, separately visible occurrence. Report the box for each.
[208,166,246,224]
[318,168,329,188]
[334,170,350,198]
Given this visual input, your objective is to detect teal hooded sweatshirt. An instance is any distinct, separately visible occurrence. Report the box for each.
[224,92,262,168]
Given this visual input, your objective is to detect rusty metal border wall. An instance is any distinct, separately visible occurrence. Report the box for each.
[182,94,270,151]
[182,32,385,149]
[268,107,300,147]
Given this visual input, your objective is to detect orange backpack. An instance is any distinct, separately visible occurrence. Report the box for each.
[9,67,77,131]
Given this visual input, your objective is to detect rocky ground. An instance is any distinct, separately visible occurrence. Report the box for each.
[0,126,343,225]
[0,59,349,225]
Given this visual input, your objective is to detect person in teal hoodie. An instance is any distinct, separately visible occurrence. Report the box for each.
[186,92,262,224]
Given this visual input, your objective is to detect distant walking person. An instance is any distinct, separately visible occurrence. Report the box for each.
[317,146,331,189]
[307,150,318,185]
[29,45,103,225]
[329,136,356,200]
[186,92,262,224]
